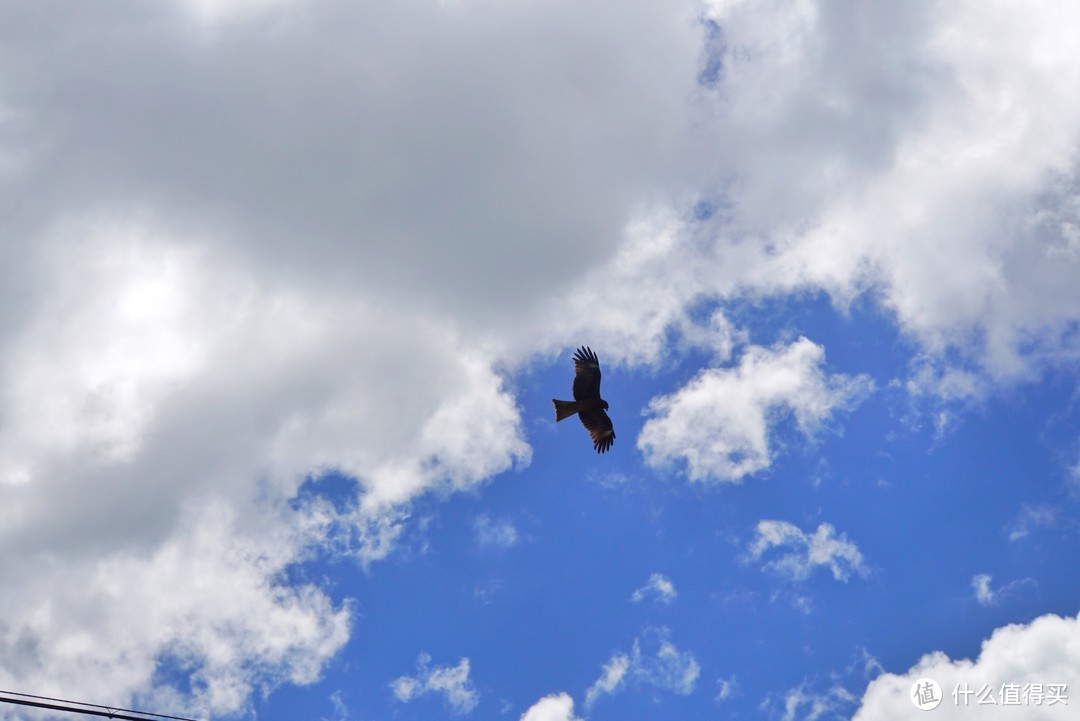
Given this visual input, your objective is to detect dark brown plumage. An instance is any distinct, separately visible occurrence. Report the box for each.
[552,346,615,453]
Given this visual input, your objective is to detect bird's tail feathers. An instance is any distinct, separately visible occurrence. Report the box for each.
[552,399,578,422]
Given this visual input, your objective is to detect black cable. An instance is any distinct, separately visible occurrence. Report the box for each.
[0,689,201,721]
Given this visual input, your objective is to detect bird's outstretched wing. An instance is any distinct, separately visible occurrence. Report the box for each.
[578,406,615,453]
[572,346,602,401]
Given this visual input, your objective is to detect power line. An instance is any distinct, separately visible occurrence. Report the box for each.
[0,690,202,721]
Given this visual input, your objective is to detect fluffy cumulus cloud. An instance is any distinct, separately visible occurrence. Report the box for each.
[0,0,704,335]
[3,0,1080,715]
[639,338,872,482]
[0,0,700,710]
[391,654,479,716]
[0,1,1076,391]
[747,520,869,582]
[519,693,583,721]
[698,0,1080,385]
[584,628,700,708]
[0,217,529,708]
[0,501,350,718]
[0,220,531,527]
[853,612,1080,720]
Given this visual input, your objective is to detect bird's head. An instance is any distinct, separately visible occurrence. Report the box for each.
[601,400,609,410]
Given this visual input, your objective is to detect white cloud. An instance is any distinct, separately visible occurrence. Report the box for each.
[0,0,704,337]
[473,578,505,606]
[972,574,996,606]
[631,573,678,605]
[649,638,701,696]
[4,0,1080,715]
[748,520,869,582]
[0,500,350,718]
[520,209,745,368]
[0,220,530,709]
[584,654,631,708]
[703,0,1080,385]
[0,224,531,542]
[1007,504,1059,542]
[639,338,872,483]
[857,650,886,681]
[519,693,583,721]
[474,514,519,550]
[760,653,884,721]
[391,654,479,716]
[853,612,1080,720]
[322,690,350,721]
[16,0,1079,396]
[0,0,699,708]
[971,573,1036,607]
[765,683,857,721]
[716,675,738,701]
[390,676,421,703]
[585,628,700,708]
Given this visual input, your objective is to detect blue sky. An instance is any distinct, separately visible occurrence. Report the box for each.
[0,2,1078,721]
[256,297,1078,721]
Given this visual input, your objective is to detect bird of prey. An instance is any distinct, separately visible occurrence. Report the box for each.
[552,346,615,453]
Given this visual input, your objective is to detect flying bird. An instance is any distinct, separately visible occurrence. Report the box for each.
[552,346,615,453]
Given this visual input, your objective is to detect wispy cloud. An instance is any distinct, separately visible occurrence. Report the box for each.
[972,573,996,606]
[585,627,700,708]
[391,653,478,716]
[715,676,738,702]
[763,682,857,721]
[473,578,505,606]
[854,648,885,680]
[971,573,1036,607]
[473,514,519,550]
[748,520,869,582]
[631,573,678,605]
[321,691,349,721]
[584,654,632,707]
[1006,503,1059,542]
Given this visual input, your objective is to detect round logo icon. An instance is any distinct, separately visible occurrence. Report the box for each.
[910,678,943,711]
